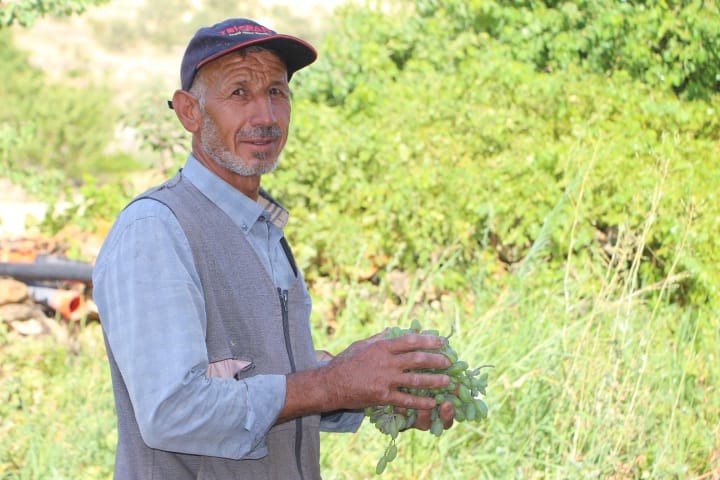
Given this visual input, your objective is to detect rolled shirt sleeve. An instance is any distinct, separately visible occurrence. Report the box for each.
[320,410,364,433]
[93,199,286,459]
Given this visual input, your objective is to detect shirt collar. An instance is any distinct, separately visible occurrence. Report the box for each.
[181,154,289,231]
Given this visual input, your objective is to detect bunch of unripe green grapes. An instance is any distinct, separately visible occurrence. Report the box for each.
[365,319,491,475]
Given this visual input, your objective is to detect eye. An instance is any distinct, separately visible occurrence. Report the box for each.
[231,88,246,97]
[269,87,289,98]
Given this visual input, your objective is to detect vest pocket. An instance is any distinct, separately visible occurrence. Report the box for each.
[206,357,255,380]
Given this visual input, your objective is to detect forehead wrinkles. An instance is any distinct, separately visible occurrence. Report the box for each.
[201,51,288,90]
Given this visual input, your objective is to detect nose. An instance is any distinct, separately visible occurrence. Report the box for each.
[249,95,276,126]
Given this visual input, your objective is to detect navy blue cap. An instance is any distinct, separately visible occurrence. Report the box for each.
[179,18,317,91]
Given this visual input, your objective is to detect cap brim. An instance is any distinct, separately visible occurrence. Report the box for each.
[169,33,317,109]
[196,34,317,80]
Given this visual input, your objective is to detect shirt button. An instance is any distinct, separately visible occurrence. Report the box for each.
[241,223,248,231]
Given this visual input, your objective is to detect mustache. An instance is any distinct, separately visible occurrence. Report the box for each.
[237,126,283,140]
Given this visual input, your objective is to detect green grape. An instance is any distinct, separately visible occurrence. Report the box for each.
[444,346,459,363]
[458,385,472,403]
[475,398,488,419]
[364,319,493,475]
[465,400,476,421]
[448,360,468,376]
[386,326,402,338]
[376,456,387,475]
[404,412,417,430]
[386,442,397,462]
[430,417,444,437]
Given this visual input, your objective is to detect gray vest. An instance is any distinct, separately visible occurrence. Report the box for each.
[105,172,321,479]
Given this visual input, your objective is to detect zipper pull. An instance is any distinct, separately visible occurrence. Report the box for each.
[278,288,289,313]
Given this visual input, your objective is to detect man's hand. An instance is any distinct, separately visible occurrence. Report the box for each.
[396,400,455,432]
[279,331,451,423]
[323,331,452,411]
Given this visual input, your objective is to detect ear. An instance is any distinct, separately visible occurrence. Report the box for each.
[171,89,202,133]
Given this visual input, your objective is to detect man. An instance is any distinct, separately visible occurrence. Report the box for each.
[93,18,454,480]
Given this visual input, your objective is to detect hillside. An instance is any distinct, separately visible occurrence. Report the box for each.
[2,0,350,238]
[12,0,348,101]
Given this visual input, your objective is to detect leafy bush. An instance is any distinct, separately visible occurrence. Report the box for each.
[0,0,109,27]
[0,29,134,177]
[415,0,720,101]
[266,0,719,315]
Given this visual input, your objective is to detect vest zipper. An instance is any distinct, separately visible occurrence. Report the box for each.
[279,288,305,480]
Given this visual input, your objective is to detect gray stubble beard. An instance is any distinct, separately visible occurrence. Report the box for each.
[199,114,281,177]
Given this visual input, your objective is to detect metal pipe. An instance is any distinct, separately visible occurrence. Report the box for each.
[0,261,93,284]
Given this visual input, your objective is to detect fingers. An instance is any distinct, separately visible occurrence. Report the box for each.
[384,390,437,411]
[376,372,449,411]
[381,370,450,412]
[396,370,450,391]
[407,406,432,431]
[394,350,451,372]
[382,334,451,374]
[437,400,455,429]
[383,333,447,354]
[400,400,455,431]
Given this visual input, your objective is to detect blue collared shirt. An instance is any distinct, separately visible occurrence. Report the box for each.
[93,154,361,460]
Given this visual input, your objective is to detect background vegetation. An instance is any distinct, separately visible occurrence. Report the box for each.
[1,0,718,478]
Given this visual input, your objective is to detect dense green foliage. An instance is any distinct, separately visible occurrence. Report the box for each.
[0,28,134,234]
[270,0,719,312]
[0,29,136,178]
[0,323,116,479]
[416,0,720,101]
[0,0,108,27]
[1,0,718,478]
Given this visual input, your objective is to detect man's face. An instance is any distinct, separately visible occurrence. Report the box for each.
[195,49,291,176]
